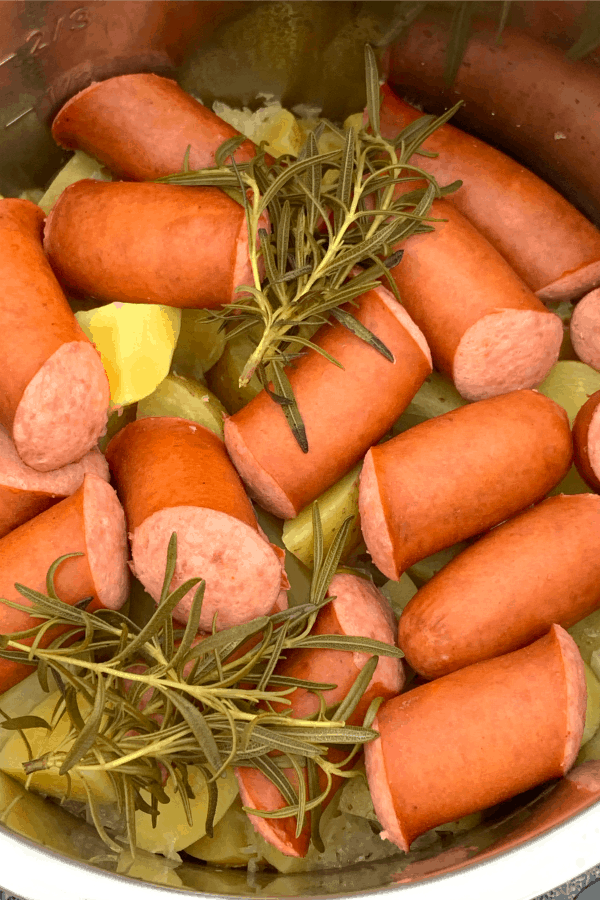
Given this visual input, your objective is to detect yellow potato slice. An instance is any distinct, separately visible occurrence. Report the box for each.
[136,373,227,438]
[569,608,600,665]
[185,796,256,867]
[75,303,181,407]
[0,690,115,804]
[582,661,600,746]
[205,328,263,413]
[39,150,111,214]
[135,766,238,856]
[117,849,184,887]
[213,99,303,158]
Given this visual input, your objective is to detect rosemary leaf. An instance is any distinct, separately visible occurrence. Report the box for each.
[329,308,394,362]
[364,44,382,135]
[59,674,105,775]
[268,361,308,453]
[330,656,379,724]
[0,716,52,731]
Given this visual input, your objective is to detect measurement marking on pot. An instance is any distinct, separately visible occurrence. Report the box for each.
[0,53,16,68]
[4,108,34,129]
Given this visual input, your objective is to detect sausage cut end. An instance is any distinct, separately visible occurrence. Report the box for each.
[223,417,297,520]
[364,714,410,852]
[131,506,282,631]
[13,341,109,471]
[83,474,129,610]
[554,625,587,773]
[571,288,600,371]
[537,260,600,305]
[453,309,562,401]
[358,451,398,580]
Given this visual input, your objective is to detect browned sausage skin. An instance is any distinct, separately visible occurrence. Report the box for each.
[388,11,600,225]
[365,626,586,851]
[106,417,284,632]
[235,574,404,857]
[43,181,266,309]
[378,85,600,303]
[398,494,600,679]
[51,73,256,181]
[0,200,109,471]
[387,199,562,400]
[0,474,128,692]
[224,284,432,519]
[359,390,572,581]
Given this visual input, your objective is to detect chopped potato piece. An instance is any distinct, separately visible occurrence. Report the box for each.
[171,309,226,380]
[185,797,256,866]
[39,150,111,214]
[135,766,238,856]
[205,328,263,413]
[582,662,600,746]
[381,574,418,618]
[537,360,600,425]
[0,691,115,804]
[283,463,362,568]
[137,373,227,438]
[76,303,181,407]
[117,849,184,887]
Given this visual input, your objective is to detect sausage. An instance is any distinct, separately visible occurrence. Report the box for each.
[43,180,266,309]
[105,417,284,632]
[224,284,432,519]
[235,573,404,857]
[0,425,108,540]
[365,625,586,851]
[398,494,600,679]
[0,200,109,471]
[387,10,600,225]
[387,198,562,401]
[570,288,600,371]
[0,473,128,692]
[378,84,600,303]
[572,391,600,492]
[359,389,572,581]
[51,74,256,181]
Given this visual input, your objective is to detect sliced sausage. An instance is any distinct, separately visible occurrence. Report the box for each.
[51,73,256,181]
[235,573,404,857]
[0,200,109,471]
[398,494,600,679]
[105,417,283,632]
[224,284,432,519]
[388,198,562,401]
[572,392,600,492]
[571,288,600,371]
[365,625,586,851]
[43,181,265,309]
[359,390,572,580]
[378,84,600,303]
[388,10,600,225]
[0,425,108,539]
[0,474,128,692]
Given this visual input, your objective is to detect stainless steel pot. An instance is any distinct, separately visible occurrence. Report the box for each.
[0,3,599,897]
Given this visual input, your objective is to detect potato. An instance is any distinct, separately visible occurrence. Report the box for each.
[39,150,111,214]
[407,542,471,587]
[98,402,137,453]
[136,373,228,438]
[76,303,181,407]
[0,673,49,752]
[381,574,418,619]
[282,464,363,569]
[117,849,184,887]
[254,506,312,607]
[135,766,238,856]
[214,99,304,158]
[0,769,102,859]
[392,370,467,435]
[185,796,256,867]
[537,360,600,425]
[0,690,115,804]
[568,608,600,665]
[205,329,263,413]
[581,661,600,747]
[171,309,226,380]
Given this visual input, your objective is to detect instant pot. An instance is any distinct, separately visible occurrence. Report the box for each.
[0,3,599,898]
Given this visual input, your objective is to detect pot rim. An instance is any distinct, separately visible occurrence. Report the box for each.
[0,797,598,900]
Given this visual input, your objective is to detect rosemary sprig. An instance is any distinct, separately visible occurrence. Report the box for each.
[156,45,461,451]
[0,515,403,855]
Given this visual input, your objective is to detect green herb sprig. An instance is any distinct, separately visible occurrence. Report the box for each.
[0,510,403,856]
[157,45,461,451]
